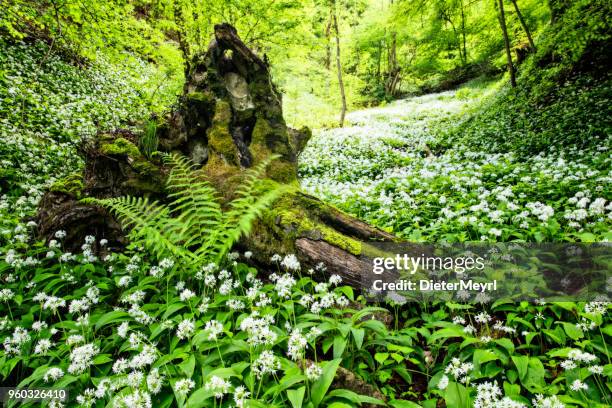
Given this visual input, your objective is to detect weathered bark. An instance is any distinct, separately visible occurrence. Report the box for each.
[36,23,397,289]
[497,0,517,87]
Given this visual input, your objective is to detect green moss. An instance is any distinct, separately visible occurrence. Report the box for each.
[131,159,160,176]
[318,223,362,255]
[99,137,141,157]
[207,100,239,164]
[50,172,84,198]
[99,136,160,176]
[251,117,272,147]
[123,177,163,194]
[270,195,362,256]
[186,91,213,103]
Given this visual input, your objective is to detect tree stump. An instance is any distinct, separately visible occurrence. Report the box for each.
[36,23,397,288]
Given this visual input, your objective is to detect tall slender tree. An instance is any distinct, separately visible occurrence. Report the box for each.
[330,0,347,127]
[497,0,517,87]
[173,0,191,76]
[510,0,536,51]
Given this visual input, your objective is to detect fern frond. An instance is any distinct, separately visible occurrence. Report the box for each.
[232,154,280,200]
[82,153,286,271]
[195,173,288,264]
[82,196,194,263]
[162,153,222,248]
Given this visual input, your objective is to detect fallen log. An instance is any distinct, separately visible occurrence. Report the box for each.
[36,23,398,288]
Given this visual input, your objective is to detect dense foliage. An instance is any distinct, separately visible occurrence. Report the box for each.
[0,0,611,407]
[299,79,612,242]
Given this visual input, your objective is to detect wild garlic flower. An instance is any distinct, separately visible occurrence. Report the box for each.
[173,378,195,396]
[233,386,250,407]
[176,319,195,340]
[146,368,164,394]
[532,394,564,408]
[44,367,65,382]
[205,375,230,398]
[252,350,280,379]
[287,329,308,360]
[444,357,473,383]
[281,254,300,271]
[305,362,322,381]
[438,374,449,390]
[570,379,588,391]
[205,319,223,340]
[121,390,152,408]
[68,343,99,374]
[274,273,296,298]
[179,289,196,302]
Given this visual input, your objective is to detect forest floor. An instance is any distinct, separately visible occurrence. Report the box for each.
[299,79,611,243]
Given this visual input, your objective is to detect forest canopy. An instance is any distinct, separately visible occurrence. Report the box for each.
[1,0,592,127]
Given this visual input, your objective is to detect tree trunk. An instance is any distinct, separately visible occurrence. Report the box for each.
[35,23,397,290]
[332,11,347,127]
[173,0,191,77]
[385,31,400,97]
[510,0,536,52]
[324,14,332,70]
[497,0,517,87]
[460,0,468,64]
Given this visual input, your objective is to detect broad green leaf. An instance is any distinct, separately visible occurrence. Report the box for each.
[444,381,468,408]
[311,359,341,408]
[512,355,529,381]
[287,387,305,408]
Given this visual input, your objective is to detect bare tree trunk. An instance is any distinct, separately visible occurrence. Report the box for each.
[36,23,397,289]
[510,0,536,51]
[173,0,191,76]
[460,0,468,64]
[324,13,332,70]
[497,0,517,87]
[385,31,400,96]
[332,9,347,127]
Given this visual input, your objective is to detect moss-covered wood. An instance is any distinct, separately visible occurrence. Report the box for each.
[35,23,398,288]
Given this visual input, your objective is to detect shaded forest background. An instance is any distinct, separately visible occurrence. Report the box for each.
[3,0,609,129]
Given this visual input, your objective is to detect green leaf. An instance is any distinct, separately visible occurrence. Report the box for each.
[185,387,215,408]
[333,336,348,359]
[512,355,529,381]
[93,354,113,365]
[374,353,389,365]
[311,359,341,408]
[94,311,131,330]
[522,358,545,393]
[326,389,385,405]
[351,328,365,350]
[494,338,515,353]
[543,327,566,345]
[560,322,583,340]
[429,327,466,343]
[444,381,468,408]
[473,349,498,373]
[326,403,353,408]
[287,387,306,408]
[179,354,196,377]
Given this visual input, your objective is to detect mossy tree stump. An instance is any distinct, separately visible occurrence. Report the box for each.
[36,23,397,288]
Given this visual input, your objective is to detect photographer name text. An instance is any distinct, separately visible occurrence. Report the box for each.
[372,279,497,292]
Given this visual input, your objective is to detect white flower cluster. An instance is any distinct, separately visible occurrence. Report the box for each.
[444,357,473,383]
